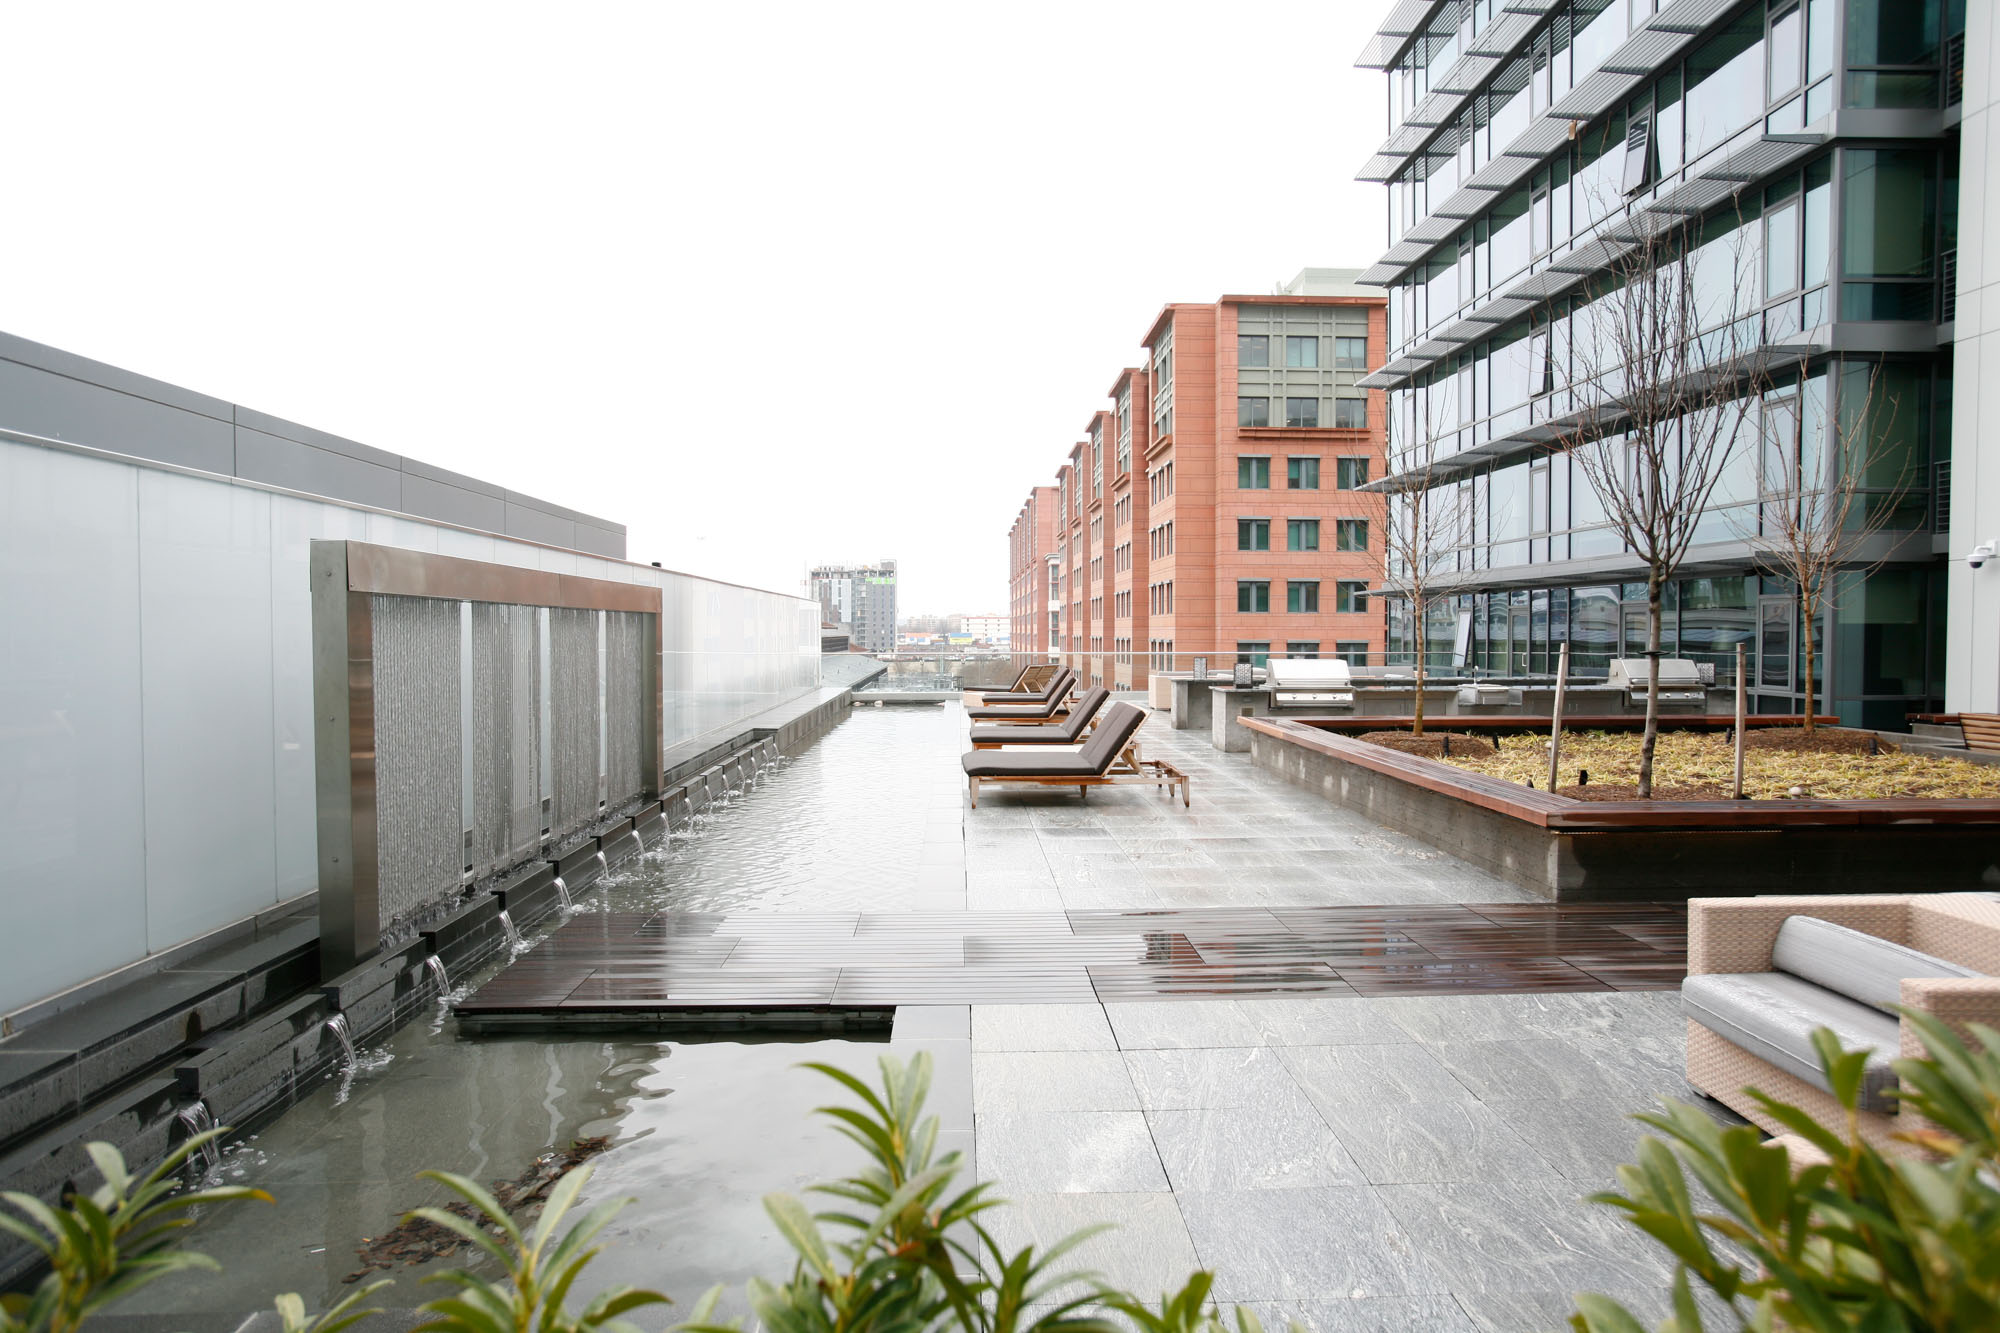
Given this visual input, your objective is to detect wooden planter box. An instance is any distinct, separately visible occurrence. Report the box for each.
[1244,717,2000,902]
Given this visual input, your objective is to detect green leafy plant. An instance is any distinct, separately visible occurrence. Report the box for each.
[274,1279,393,1333]
[1571,1010,2000,1332]
[0,1130,270,1333]
[405,1164,670,1333]
[674,1052,1243,1333]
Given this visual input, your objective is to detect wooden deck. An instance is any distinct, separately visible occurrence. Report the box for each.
[452,902,1689,1030]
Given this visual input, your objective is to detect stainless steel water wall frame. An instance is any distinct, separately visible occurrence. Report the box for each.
[311,541,664,976]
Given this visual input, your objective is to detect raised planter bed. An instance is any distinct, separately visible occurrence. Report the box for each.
[1244,716,2000,902]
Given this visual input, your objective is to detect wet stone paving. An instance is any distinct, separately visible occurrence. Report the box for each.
[117,699,1732,1332]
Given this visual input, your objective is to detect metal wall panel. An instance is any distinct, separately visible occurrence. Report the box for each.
[549,607,600,832]
[467,602,542,877]
[370,595,463,931]
[605,610,646,805]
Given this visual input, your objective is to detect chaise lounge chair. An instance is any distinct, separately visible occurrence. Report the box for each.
[972,666,1073,708]
[962,701,1188,808]
[965,669,1077,722]
[976,663,1061,703]
[968,687,1110,748]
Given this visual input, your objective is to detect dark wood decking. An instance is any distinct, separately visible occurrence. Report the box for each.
[453,903,1687,1025]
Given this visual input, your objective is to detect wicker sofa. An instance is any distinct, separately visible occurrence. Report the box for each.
[1684,893,2000,1152]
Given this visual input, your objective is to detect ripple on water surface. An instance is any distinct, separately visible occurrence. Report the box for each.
[107,707,954,1321]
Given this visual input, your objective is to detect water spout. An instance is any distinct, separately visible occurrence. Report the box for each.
[553,875,573,913]
[498,909,524,953]
[322,1013,357,1073]
[423,954,451,997]
[174,1101,223,1179]
[593,850,608,880]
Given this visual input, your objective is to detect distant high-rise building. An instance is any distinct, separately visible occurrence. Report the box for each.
[811,561,898,654]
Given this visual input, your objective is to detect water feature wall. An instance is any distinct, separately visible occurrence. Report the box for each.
[313,540,817,973]
[0,428,819,1020]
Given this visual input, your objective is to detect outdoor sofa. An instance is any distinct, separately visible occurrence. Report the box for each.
[962,701,1188,807]
[1684,893,2000,1154]
[968,687,1110,748]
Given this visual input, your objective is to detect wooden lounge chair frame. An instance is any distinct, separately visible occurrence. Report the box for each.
[969,691,1110,748]
[968,755,1189,808]
[984,662,1061,698]
[962,702,1190,809]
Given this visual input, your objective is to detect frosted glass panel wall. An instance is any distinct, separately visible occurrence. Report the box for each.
[1,433,819,1016]
[660,572,822,751]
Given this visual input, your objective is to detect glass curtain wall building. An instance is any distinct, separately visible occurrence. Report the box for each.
[1355,0,1963,728]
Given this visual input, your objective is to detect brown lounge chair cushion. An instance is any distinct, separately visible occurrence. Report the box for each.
[977,664,1039,701]
[968,688,1108,745]
[965,681,1075,721]
[962,702,1143,777]
[979,668,1073,706]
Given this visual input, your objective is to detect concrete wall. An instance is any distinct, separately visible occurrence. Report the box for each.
[1949,11,2000,713]
[0,431,819,1018]
[0,331,627,559]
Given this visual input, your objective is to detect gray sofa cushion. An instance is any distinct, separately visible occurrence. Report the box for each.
[1683,971,1902,1113]
[1774,915,1981,1013]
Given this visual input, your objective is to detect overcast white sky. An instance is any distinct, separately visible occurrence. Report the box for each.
[3,2,1396,615]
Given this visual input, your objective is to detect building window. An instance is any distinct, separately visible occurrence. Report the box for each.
[1238,456,1271,488]
[1239,334,1270,367]
[1287,581,1320,613]
[1334,397,1367,429]
[1336,457,1370,489]
[1238,397,1271,428]
[1336,580,1369,613]
[1237,581,1271,613]
[1334,336,1368,370]
[1336,519,1369,551]
[1335,640,1370,665]
[1288,456,1320,489]
[1235,641,1271,667]
[1286,335,1318,368]
[1238,519,1270,551]
[1286,641,1321,658]
[1288,519,1320,552]
[1285,397,1320,428]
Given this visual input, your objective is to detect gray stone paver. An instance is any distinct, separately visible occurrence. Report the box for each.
[957,698,1725,1327]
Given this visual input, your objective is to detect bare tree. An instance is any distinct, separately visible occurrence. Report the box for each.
[1737,361,1912,733]
[1381,390,1475,736]
[1548,207,1761,797]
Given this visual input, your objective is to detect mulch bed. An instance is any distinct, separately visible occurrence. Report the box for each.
[1360,731,1499,759]
[1738,727,1888,756]
[345,1136,612,1282]
[1555,782,1740,801]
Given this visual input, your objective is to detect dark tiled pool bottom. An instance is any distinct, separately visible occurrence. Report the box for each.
[455,903,1686,1025]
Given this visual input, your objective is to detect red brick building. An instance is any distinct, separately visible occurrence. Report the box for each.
[1008,271,1387,686]
[1006,487,1057,661]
